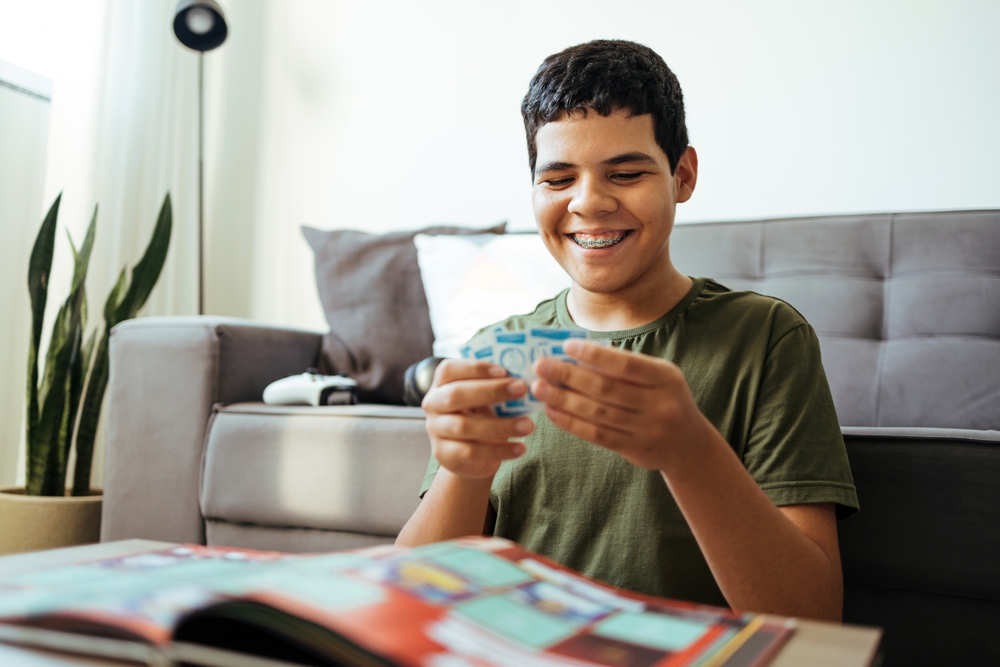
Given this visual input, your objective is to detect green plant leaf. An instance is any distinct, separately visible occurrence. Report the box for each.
[104,268,127,323]
[29,303,76,494]
[38,213,96,411]
[28,207,96,495]
[72,332,107,496]
[25,195,60,478]
[71,326,97,447]
[112,194,172,325]
[65,208,96,446]
[71,206,97,292]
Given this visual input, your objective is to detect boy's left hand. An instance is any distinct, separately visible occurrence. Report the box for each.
[532,339,713,472]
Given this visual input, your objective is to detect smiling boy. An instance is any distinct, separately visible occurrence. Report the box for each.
[397,40,858,621]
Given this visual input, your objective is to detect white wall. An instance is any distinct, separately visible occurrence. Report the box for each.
[230,0,1000,331]
[248,0,1000,231]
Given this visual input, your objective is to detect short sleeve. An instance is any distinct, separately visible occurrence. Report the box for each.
[742,322,859,519]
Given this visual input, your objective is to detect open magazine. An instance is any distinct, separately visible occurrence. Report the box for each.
[0,537,794,667]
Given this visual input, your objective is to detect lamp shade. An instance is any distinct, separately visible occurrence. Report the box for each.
[173,0,228,52]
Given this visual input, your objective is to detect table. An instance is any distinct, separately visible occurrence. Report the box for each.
[0,541,882,666]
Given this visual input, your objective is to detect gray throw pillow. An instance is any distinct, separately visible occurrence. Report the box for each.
[302,223,506,404]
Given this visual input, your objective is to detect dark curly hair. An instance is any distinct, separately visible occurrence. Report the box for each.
[521,40,688,177]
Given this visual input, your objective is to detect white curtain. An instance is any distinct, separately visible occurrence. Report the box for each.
[12,0,208,488]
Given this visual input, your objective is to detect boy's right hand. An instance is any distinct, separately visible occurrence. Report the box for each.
[421,360,535,480]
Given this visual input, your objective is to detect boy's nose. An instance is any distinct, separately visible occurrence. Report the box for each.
[567,175,618,218]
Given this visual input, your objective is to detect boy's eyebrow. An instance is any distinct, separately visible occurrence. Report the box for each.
[535,161,575,176]
[535,152,658,177]
[601,152,658,167]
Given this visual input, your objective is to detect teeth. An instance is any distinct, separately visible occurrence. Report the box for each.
[571,231,628,248]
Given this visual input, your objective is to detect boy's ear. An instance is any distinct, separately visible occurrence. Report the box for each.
[674,146,698,204]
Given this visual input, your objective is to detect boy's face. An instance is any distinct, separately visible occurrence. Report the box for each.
[532,109,695,296]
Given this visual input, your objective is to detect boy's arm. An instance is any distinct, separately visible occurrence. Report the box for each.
[396,360,533,547]
[395,470,493,546]
[658,428,843,621]
[533,340,844,621]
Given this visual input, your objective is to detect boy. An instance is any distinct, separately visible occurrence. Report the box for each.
[397,40,857,622]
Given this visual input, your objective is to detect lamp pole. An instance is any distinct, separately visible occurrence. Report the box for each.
[172,0,227,316]
[198,52,205,315]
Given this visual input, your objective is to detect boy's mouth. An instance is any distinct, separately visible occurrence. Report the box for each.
[569,230,631,249]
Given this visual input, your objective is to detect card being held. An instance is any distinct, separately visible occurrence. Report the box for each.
[460,326,596,418]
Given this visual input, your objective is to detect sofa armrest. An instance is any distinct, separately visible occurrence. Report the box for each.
[101,316,323,544]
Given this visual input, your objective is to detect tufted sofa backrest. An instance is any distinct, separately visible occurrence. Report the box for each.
[670,211,1000,430]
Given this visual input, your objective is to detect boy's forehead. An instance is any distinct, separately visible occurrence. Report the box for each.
[534,110,664,162]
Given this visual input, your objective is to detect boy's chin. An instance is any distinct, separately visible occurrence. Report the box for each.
[569,272,636,296]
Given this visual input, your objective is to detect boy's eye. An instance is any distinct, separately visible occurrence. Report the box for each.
[542,177,574,187]
[611,171,646,181]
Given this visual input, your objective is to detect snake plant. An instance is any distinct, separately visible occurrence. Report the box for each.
[25,193,172,496]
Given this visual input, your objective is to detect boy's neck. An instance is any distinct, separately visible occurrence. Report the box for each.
[566,263,694,333]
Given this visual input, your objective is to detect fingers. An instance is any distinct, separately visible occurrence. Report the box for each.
[534,356,646,410]
[544,405,630,451]
[563,339,667,386]
[434,439,526,479]
[427,413,535,443]
[423,362,534,480]
[423,376,528,414]
[532,379,637,430]
[433,358,507,387]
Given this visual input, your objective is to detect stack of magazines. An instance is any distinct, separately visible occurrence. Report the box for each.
[0,537,794,667]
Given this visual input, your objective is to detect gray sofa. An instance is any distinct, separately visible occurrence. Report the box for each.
[102,210,1000,666]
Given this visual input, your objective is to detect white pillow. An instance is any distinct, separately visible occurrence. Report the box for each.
[414,233,572,358]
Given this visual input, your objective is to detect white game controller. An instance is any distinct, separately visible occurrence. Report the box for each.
[263,369,359,406]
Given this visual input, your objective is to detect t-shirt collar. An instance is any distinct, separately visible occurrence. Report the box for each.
[555,276,707,341]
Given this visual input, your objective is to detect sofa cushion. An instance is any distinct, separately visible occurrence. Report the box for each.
[844,583,1000,667]
[205,520,394,553]
[303,223,504,404]
[839,428,1000,599]
[200,404,430,537]
[671,210,1000,429]
[839,427,1000,666]
[414,232,572,358]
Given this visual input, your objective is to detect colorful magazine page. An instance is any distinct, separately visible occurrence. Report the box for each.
[0,537,794,667]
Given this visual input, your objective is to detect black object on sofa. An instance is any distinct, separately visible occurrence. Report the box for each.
[671,210,1000,667]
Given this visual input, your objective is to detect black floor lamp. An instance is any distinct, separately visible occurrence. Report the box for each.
[172,0,228,315]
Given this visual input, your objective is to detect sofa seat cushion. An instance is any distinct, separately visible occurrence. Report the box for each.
[205,520,395,553]
[200,404,429,538]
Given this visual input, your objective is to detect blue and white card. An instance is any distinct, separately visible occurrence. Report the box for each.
[460,326,591,418]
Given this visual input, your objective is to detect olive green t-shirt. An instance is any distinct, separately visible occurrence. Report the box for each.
[419,277,858,607]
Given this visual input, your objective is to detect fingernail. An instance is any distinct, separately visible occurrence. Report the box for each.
[565,340,582,355]
[511,443,526,456]
[507,380,526,397]
[488,365,507,377]
[514,418,533,435]
[533,382,549,398]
